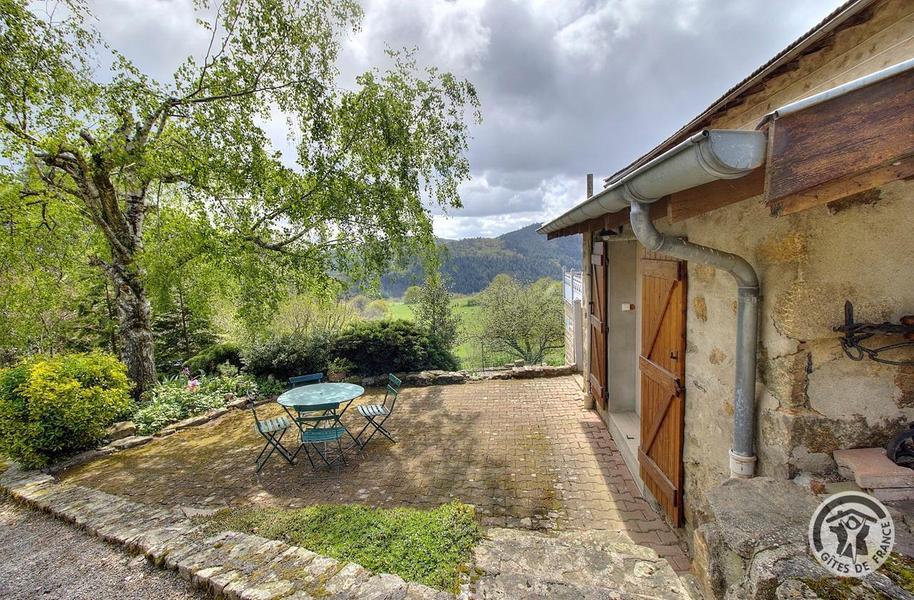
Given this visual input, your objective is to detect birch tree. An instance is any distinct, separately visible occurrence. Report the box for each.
[0,0,479,393]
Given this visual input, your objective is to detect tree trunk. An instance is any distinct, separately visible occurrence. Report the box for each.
[93,184,157,398]
[110,262,157,398]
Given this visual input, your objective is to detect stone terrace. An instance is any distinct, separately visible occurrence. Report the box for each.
[61,376,689,572]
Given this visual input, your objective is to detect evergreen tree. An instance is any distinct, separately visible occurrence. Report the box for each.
[415,274,460,350]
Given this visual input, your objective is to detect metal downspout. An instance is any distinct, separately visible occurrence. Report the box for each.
[629,201,760,478]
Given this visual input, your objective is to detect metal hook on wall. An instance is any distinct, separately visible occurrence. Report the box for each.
[833,301,914,366]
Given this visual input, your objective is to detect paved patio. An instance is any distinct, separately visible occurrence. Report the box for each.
[61,376,689,571]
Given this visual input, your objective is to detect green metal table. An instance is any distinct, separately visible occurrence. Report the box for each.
[276,382,365,449]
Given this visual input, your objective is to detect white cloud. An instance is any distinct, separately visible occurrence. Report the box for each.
[82,0,847,239]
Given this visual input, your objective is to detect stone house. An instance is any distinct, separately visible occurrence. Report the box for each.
[539,0,914,537]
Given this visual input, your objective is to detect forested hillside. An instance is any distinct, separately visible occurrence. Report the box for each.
[382,224,581,295]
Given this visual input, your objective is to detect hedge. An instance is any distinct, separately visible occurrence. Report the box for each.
[0,352,133,468]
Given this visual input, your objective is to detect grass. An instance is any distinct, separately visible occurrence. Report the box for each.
[200,501,480,592]
[387,295,564,371]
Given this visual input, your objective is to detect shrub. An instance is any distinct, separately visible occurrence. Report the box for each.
[133,372,259,435]
[199,369,258,398]
[0,352,133,468]
[333,320,459,376]
[242,332,334,380]
[184,342,243,375]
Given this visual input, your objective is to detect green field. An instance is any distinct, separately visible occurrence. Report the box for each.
[386,295,563,371]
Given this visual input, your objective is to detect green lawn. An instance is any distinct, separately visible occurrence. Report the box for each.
[386,295,563,371]
[200,502,480,592]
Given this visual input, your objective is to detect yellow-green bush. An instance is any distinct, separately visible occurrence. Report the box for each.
[0,352,133,468]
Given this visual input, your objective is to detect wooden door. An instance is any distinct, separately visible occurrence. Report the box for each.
[638,249,686,527]
[589,240,607,410]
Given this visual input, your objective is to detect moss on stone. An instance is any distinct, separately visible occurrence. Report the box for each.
[799,576,887,600]
[881,552,914,591]
[799,553,914,599]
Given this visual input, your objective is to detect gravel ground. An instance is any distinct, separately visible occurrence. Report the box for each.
[0,497,208,600]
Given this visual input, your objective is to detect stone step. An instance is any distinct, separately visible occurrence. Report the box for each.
[0,466,446,600]
[465,528,694,599]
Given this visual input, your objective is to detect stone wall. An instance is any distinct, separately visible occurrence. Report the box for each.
[670,0,914,530]
[669,181,914,528]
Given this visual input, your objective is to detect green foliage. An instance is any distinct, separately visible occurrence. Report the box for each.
[242,332,335,380]
[477,275,564,365]
[133,372,257,435]
[244,318,459,379]
[0,0,480,384]
[334,320,458,376]
[415,274,460,350]
[363,298,390,320]
[402,285,422,304]
[326,357,356,379]
[201,501,480,592]
[0,352,133,467]
[184,342,243,375]
[252,376,287,398]
[268,293,356,338]
[152,285,217,374]
[0,176,116,360]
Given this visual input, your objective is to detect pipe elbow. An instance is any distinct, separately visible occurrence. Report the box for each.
[629,202,759,290]
[628,202,663,251]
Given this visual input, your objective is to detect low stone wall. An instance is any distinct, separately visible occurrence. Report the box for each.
[360,364,576,387]
[0,466,447,599]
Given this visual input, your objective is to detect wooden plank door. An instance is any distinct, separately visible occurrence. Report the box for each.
[638,249,686,527]
[589,240,607,410]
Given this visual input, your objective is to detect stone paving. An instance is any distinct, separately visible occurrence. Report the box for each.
[466,527,691,599]
[61,376,689,572]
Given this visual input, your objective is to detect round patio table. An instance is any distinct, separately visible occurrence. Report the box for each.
[276,382,365,450]
[277,382,365,410]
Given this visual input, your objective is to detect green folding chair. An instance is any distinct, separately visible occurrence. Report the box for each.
[296,401,348,469]
[288,372,323,387]
[248,398,297,473]
[355,373,401,450]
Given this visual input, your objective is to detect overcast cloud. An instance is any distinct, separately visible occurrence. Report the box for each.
[88,0,844,239]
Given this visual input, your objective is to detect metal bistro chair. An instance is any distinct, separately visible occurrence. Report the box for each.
[355,373,401,450]
[287,371,325,432]
[249,398,298,473]
[288,372,323,388]
[297,401,348,469]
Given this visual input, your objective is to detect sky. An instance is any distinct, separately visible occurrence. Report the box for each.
[87,0,845,239]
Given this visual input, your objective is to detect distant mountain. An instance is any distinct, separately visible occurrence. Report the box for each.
[382,224,581,296]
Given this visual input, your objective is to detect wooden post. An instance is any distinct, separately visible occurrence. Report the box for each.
[582,173,594,407]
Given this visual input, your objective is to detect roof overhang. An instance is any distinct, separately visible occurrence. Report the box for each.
[602,0,876,187]
[537,130,767,236]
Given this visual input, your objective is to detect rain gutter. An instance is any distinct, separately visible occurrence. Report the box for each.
[538,129,767,478]
[538,130,766,236]
[758,56,914,126]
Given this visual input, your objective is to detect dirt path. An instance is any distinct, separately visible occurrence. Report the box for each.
[0,497,207,600]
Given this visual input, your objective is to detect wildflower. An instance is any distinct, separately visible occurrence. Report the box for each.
[187,378,200,392]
